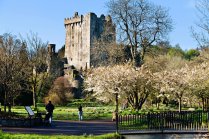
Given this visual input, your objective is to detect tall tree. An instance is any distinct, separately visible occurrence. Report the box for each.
[91,17,126,67]
[192,0,209,47]
[91,41,126,67]
[0,33,30,112]
[26,32,48,109]
[107,0,172,66]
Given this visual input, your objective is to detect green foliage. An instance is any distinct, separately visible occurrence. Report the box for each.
[147,44,170,56]
[15,91,33,106]
[0,33,32,111]
[36,103,45,107]
[185,49,200,60]
[167,45,185,58]
[57,45,65,59]
[37,74,57,103]
[44,77,73,105]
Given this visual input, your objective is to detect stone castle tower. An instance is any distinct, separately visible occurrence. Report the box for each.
[64,12,115,70]
[47,44,56,72]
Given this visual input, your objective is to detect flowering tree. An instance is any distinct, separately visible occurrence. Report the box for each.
[86,53,209,111]
[188,62,209,111]
[155,61,209,112]
[85,64,156,110]
[154,65,190,112]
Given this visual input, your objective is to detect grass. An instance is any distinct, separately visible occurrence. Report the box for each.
[11,106,115,120]
[52,106,114,120]
[0,131,120,139]
[9,104,204,121]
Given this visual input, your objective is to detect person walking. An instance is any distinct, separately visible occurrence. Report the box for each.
[78,105,83,121]
[45,101,54,125]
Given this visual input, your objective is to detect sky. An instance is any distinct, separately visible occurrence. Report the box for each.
[0,0,199,51]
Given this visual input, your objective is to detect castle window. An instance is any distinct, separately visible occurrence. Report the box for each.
[72,25,74,39]
[71,58,73,61]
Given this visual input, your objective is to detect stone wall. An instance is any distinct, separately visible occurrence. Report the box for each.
[64,12,115,70]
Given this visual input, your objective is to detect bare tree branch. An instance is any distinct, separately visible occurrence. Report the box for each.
[107,0,172,66]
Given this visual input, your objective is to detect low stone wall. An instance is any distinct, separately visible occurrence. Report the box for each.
[0,118,42,127]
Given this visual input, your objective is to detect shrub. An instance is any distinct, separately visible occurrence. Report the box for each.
[44,77,74,105]
[37,103,45,107]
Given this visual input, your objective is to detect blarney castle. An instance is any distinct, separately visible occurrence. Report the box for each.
[64,12,115,70]
[47,12,115,97]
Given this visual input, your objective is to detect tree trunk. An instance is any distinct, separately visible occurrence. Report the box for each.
[4,86,7,112]
[138,102,143,110]
[32,72,38,110]
[178,98,182,112]
[4,102,6,112]
[140,47,146,65]
[8,104,11,113]
[202,97,205,111]
[4,95,6,112]
[130,44,141,67]
[134,92,139,110]
[138,88,149,110]
[138,98,147,110]
[157,102,159,110]
[127,96,135,109]
[205,99,207,111]
[33,89,37,109]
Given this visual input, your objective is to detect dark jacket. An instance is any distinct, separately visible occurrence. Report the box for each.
[46,103,54,113]
[78,106,82,112]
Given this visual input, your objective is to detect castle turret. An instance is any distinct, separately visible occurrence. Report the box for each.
[48,44,56,56]
[47,44,56,73]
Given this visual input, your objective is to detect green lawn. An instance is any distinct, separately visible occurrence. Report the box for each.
[11,106,115,120]
[0,131,119,139]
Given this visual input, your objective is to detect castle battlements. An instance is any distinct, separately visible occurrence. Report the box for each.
[64,17,82,25]
[64,12,109,26]
[64,13,83,25]
[64,12,84,25]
